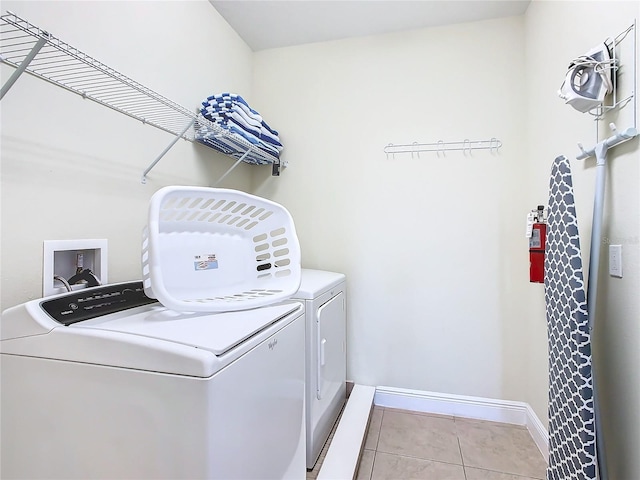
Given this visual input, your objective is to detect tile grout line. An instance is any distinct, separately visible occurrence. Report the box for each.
[363,405,545,480]
[374,407,471,476]
[368,451,376,480]
[458,437,468,480]
[365,406,383,480]
[370,450,469,469]
[463,466,546,479]
[454,417,469,480]
[375,407,384,451]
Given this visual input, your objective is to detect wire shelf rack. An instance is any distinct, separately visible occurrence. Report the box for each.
[0,11,279,181]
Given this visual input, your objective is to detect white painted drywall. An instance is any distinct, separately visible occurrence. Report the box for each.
[3,2,638,476]
[525,1,639,478]
[0,1,256,310]
[251,16,532,405]
[251,9,640,477]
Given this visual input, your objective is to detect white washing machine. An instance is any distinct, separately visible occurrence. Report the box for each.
[293,269,347,469]
[0,281,306,479]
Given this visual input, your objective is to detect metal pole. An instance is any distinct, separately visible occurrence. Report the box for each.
[586,143,608,330]
[0,35,48,100]
[634,19,637,130]
[587,141,609,480]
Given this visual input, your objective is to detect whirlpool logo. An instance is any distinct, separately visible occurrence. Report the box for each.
[268,338,278,350]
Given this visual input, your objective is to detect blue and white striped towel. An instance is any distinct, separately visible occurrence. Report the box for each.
[198,92,282,159]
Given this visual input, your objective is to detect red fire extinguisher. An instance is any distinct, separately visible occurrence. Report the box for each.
[529,205,546,283]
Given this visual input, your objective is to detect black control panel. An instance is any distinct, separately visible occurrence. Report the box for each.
[41,281,158,326]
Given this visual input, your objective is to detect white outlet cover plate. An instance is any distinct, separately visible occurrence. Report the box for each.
[609,244,622,278]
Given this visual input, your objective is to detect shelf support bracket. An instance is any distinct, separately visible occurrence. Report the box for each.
[0,34,47,100]
[213,150,251,186]
[141,118,196,183]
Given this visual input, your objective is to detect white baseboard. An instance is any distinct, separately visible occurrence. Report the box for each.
[374,386,548,462]
[525,402,549,461]
[317,384,376,480]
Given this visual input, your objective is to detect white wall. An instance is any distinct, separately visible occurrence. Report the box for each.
[251,10,640,477]
[525,1,639,478]
[251,17,533,406]
[0,1,255,311]
[3,2,638,476]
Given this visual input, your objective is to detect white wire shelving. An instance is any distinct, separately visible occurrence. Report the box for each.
[0,11,281,183]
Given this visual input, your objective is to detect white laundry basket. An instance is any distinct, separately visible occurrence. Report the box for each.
[142,186,301,312]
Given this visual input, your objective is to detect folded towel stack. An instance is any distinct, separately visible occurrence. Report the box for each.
[195,93,283,165]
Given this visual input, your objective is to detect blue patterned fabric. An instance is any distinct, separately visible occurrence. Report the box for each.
[197,93,283,160]
[544,155,596,480]
[194,122,275,165]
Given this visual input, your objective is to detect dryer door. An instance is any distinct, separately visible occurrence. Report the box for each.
[316,291,346,400]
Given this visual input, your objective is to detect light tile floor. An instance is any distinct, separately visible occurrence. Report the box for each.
[356,406,548,480]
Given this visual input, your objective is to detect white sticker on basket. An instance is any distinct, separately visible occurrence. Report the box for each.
[194,254,218,271]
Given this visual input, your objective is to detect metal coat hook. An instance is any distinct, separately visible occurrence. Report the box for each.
[463,139,471,155]
[576,125,638,161]
[436,140,445,158]
[577,143,587,155]
[385,143,395,160]
[411,141,420,159]
[489,137,499,153]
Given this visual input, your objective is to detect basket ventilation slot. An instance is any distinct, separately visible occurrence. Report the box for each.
[182,289,285,304]
[159,196,275,231]
[252,228,292,277]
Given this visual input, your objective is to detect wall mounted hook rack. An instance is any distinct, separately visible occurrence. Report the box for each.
[384,138,502,160]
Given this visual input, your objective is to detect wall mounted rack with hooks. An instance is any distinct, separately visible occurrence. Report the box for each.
[578,20,637,153]
[589,21,637,121]
[384,138,502,159]
[0,11,282,184]
[569,22,638,480]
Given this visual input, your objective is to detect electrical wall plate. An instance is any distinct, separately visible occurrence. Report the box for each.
[43,239,108,297]
[609,244,622,278]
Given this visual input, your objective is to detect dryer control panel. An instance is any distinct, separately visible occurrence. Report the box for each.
[41,282,157,326]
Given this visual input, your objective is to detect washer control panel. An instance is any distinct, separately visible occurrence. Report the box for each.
[41,282,157,326]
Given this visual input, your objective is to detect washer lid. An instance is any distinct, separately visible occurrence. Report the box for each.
[1,282,303,377]
[294,269,346,299]
[75,302,300,355]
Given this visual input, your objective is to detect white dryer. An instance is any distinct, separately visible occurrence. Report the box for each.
[293,269,347,469]
[0,281,306,480]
